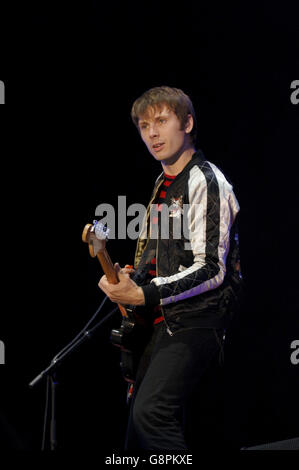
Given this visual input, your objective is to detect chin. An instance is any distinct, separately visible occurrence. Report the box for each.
[150,152,167,161]
[155,154,169,161]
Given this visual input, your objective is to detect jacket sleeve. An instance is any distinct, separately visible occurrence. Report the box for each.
[141,161,240,307]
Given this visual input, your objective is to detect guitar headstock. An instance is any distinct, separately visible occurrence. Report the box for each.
[82,220,110,257]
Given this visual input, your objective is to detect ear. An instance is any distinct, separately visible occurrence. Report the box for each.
[184,114,194,135]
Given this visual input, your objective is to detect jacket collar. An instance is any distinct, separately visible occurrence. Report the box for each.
[155,149,206,187]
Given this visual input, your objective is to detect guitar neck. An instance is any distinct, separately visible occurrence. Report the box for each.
[97,249,119,284]
[82,222,130,318]
[97,250,129,319]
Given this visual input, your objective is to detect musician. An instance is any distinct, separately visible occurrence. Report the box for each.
[98,86,242,451]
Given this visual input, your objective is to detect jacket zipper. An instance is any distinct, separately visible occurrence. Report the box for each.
[134,177,164,268]
[134,175,174,336]
[156,235,173,336]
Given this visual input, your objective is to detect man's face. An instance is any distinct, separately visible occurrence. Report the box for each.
[138,105,193,162]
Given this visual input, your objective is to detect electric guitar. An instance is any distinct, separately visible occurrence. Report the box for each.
[82,220,152,384]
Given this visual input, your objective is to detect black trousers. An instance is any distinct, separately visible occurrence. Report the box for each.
[124,321,225,451]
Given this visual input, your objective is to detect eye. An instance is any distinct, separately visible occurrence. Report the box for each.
[159,118,166,124]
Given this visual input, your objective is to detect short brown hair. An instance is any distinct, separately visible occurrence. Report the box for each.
[131,86,197,144]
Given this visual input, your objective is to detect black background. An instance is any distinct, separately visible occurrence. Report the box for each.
[1,0,299,458]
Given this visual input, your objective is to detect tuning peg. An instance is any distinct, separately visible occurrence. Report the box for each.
[93,220,110,240]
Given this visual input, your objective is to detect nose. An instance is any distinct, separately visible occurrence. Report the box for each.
[148,122,159,139]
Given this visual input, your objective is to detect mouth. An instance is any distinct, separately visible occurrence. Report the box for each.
[152,142,165,152]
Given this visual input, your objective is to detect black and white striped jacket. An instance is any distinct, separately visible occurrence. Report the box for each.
[134,150,242,333]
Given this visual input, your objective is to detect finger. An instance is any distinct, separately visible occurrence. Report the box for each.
[120,268,133,274]
[124,265,135,274]
[98,275,108,290]
[114,262,121,273]
[99,274,107,284]
[118,270,130,279]
[125,264,134,269]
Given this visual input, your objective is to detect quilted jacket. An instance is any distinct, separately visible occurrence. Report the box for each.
[133,150,243,334]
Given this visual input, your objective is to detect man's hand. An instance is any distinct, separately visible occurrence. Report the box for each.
[98,263,145,306]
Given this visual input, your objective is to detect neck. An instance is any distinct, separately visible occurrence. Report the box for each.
[161,145,196,176]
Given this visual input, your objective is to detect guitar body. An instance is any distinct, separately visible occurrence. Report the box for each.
[111,313,153,383]
[82,221,152,383]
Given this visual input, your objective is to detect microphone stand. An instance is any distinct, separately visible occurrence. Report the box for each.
[29,305,119,450]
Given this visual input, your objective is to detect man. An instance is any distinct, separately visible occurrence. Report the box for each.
[99,86,242,451]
